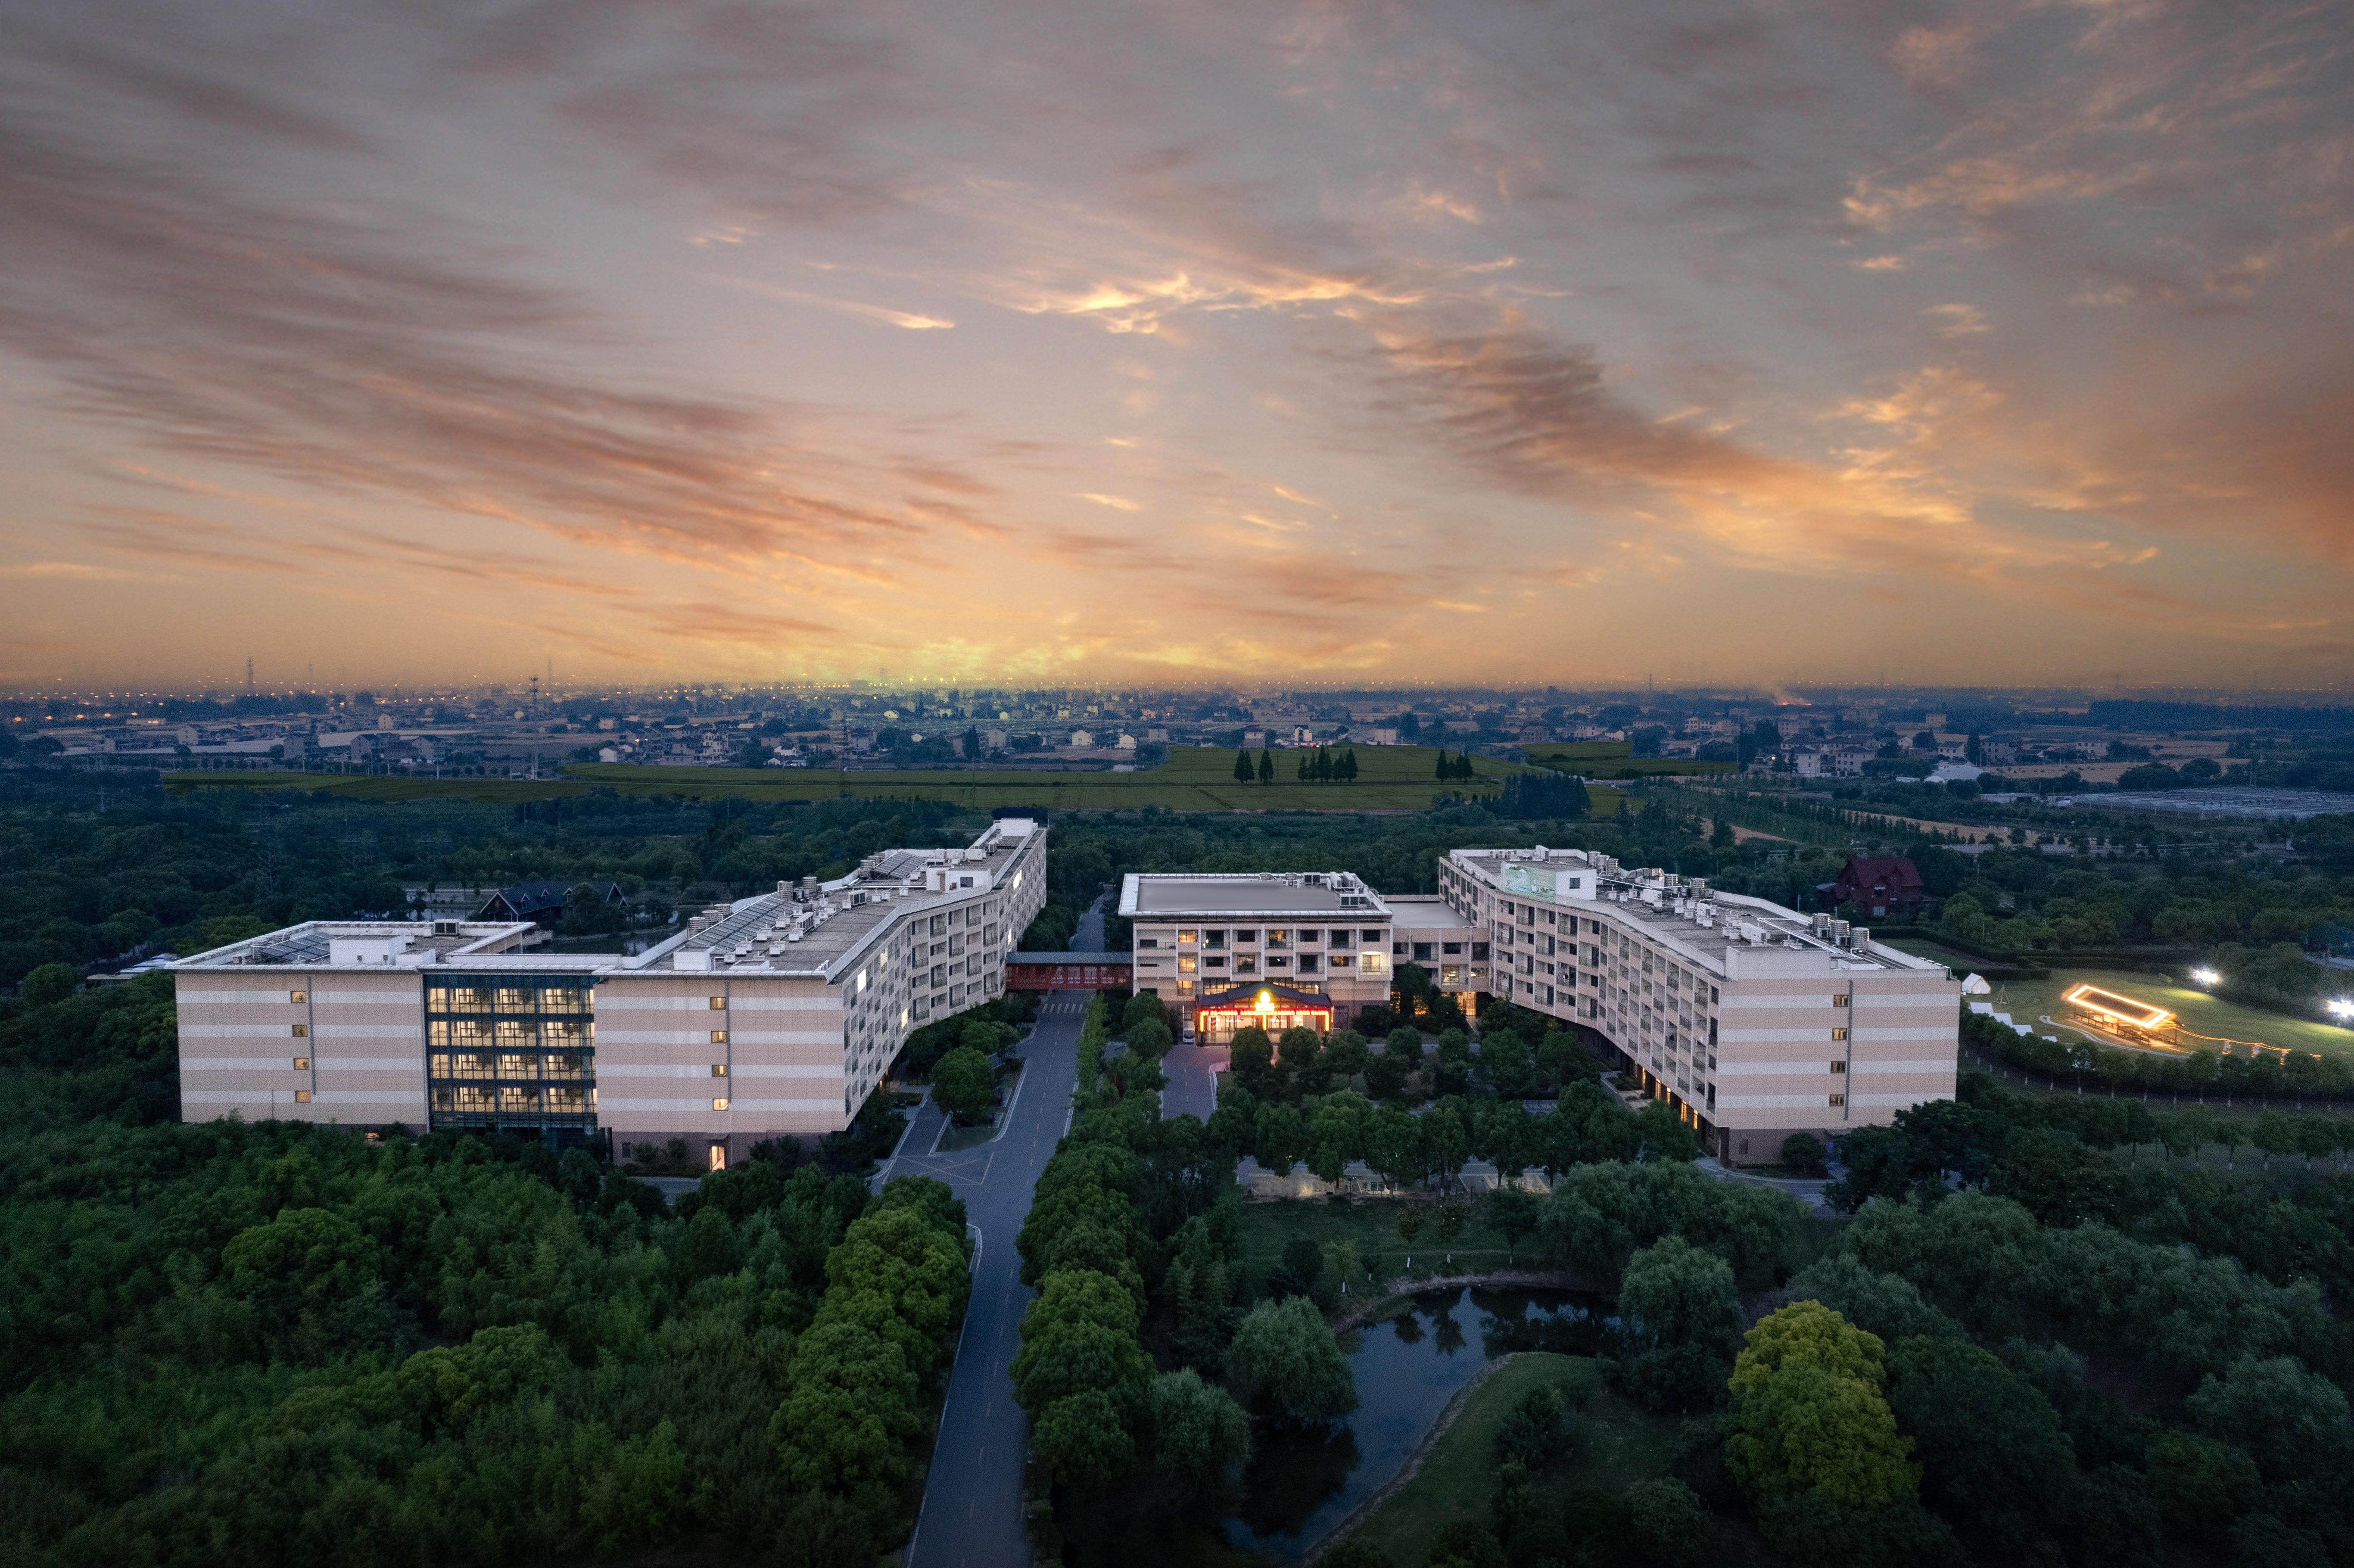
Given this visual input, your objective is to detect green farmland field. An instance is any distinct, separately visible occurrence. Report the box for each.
[1522,741,1736,781]
[160,746,1631,815]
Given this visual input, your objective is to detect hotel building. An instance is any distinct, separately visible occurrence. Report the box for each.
[1438,847,1957,1162]
[1117,872,1488,1039]
[171,818,1046,1168]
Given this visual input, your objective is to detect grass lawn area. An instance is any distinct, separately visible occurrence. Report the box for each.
[1354,1355,1682,1567]
[1522,742,1735,781]
[1986,966,2354,1060]
[1239,1197,1544,1286]
[163,751,1633,816]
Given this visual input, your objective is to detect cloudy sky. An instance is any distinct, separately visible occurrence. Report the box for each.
[3,0,2348,691]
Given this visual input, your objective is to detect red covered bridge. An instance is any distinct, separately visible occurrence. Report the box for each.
[1005,951,1134,992]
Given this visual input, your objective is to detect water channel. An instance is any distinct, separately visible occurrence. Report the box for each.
[1226,1286,1613,1558]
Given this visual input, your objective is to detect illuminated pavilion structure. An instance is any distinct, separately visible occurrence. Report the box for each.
[1192,983,1335,1044]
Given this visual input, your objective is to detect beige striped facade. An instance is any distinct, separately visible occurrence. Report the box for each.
[1442,847,1959,1164]
[173,822,1049,1163]
[177,970,436,1126]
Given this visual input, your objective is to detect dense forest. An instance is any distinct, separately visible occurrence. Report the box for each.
[12,767,2354,1566]
[1017,998,2354,1568]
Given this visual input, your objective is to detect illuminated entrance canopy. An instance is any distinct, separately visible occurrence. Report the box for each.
[1194,983,1333,1044]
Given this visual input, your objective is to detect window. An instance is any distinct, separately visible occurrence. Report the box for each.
[1205,929,1227,949]
[710,996,726,1009]
[1472,943,1490,961]
[1442,942,1462,955]
[294,1090,311,1103]
[1267,928,1289,949]
[1237,956,1259,975]
[1413,943,1435,961]
[1179,956,1197,973]
[291,1023,308,1038]
[1329,929,1354,947]
[1830,1061,1846,1073]
[499,1086,539,1113]
[1298,928,1320,944]
[497,1052,536,1077]
[710,1029,728,1044]
[712,1063,729,1077]
[1177,929,1197,944]
[1359,952,1387,974]
[1828,1093,1845,1107]
[1235,930,1258,944]
[1831,1027,1848,1041]
[1138,937,1159,949]
[1205,955,1227,969]
[1832,993,1850,1007]
[713,1098,731,1111]
[1361,929,1383,944]
[293,1057,309,1070]
[1298,954,1320,973]
[288,990,307,1004]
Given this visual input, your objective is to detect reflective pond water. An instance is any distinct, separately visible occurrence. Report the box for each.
[1226,1287,1613,1558]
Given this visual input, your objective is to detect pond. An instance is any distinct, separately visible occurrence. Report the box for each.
[1226,1286,1613,1558]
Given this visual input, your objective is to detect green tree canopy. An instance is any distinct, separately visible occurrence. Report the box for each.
[1227,1295,1359,1426]
[1726,1302,1918,1508]
[931,1045,996,1125]
[1147,1369,1253,1490]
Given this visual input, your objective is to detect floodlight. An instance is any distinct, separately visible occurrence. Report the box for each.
[2191,968,2220,985]
[2330,999,2354,1020]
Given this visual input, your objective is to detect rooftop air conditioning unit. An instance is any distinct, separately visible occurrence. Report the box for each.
[433,920,461,936]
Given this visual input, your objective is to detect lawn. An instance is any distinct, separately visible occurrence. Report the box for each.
[1348,1355,1681,1567]
[1523,742,1737,781]
[161,749,1632,816]
[1985,966,2354,1061]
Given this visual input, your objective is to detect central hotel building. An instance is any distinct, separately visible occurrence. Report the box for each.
[1121,850,1956,1163]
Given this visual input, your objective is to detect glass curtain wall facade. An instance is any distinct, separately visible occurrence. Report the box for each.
[426,977,598,1144]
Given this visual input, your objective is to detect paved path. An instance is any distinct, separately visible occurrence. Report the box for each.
[902,988,1087,1568]
[1695,1155,1833,1213]
[1161,1042,1226,1123]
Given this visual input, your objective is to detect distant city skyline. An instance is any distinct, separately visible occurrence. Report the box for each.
[3,1,2349,688]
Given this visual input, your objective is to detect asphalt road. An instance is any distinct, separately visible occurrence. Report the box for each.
[899,974,1101,1562]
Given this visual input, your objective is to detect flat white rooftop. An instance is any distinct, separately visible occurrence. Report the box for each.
[1121,871,1390,918]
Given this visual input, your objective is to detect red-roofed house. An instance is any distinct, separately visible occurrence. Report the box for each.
[1823,856,1926,920]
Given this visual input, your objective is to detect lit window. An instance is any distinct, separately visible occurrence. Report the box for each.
[293,1057,309,1070]
[1828,1093,1845,1107]
[712,1063,729,1077]
[289,990,307,1004]
[710,1030,728,1044]
[1832,994,1850,1007]
[291,1024,309,1038]
[713,1098,730,1111]
[1830,1061,1846,1073]
[1831,1027,1849,1041]
[293,1090,311,1103]
[710,996,726,1010]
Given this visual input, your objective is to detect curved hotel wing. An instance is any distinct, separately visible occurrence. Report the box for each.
[1439,847,1958,1162]
[170,819,1047,1168]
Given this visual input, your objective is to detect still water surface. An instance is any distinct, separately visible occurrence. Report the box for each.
[1225,1287,1611,1558]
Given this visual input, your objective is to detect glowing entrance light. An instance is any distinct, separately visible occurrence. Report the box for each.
[2190,968,2220,985]
[2329,999,2354,1020]
[1255,989,1276,1017]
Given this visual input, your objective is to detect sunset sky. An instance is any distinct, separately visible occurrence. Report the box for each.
[3,0,2349,691]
